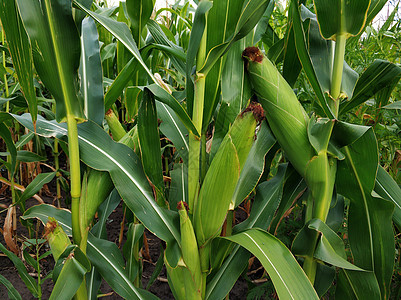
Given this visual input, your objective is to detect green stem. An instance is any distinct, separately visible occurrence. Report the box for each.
[330,34,346,116]
[54,140,61,208]
[188,22,207,214]
[199,242,211,299]
[200,132,207,184]
[67,114,82,247]
[225,210,234,237]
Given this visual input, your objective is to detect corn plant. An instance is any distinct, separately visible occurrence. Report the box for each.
[1,0,401,299]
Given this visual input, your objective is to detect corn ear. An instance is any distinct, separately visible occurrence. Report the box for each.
[194,107,258,247]
[79,169,114,246]
[44,217,71,262]
[178,201,202,298]
[105,108,126,141]
[243,47,314,176]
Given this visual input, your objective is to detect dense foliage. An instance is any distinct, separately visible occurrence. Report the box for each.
[0,0,401,299]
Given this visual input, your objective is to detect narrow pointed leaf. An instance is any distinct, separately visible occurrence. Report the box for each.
[17,0,84,122]
[23,204,159,300]
[314,0,370,40]
[156,102,189,165]
[211,35,253,159]
[374,165,401,229]
[146,84,199,136]
[290,3,331,117]
[126,0,153,46]
[336,126,395,299]
[80,17,104,126]
[340,60,401,115]
[138,89,165,205]
[147,20,186,75]
[50,246,91,300]
[73,0,155,82]
[233,122,276,207]
[224,229,319,299]
[0,274,22,300]
[186,0,213,115]
[0,243,39,298]
[0,123,16,176]
[14,114,181,245]
[19,172,56,203]
[0,0,37,123]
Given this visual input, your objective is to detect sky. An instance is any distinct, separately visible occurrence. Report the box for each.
[104,0,398,28]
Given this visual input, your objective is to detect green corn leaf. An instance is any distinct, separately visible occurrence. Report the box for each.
[374,165,401,230]
[313,0,370,40]
[0,274,22,300]
[145,84,199,136]
[80,17,104,126]
[15,132,34,149]
[19,172,56,204]
[366,0,388,25]
[169,164,188,211]
[339,60,401,115]
[0,0,37,124]
[206,164,286,300]
[9,151,45,164]
[126,0,153,47]
[87,190,120,299]
[293,219,364,271]
[147,20,186,75]
[290,2,331,117]
[0,243,39,298]
[104,56,138,111]
[0,123,16,177]
[186,0,213,117]
[383,101,401,110]
[200,0,270,75]
[156,102,189,165]
[270,166,306,234]
[232,121,276,207]
[123,223,144,282]
[22,204,160,300]
[17,0,84,122]
[125,86,140,122]
[138,89,165,206]
[73,0,156,83]
[336,126,394,299]
[211,34,253,160]
[299,6,358,99]
[224,229,319,299]
[340,270,381,299]
[235,163,286,233]
[50,245,91,300]
[14,113,181,245]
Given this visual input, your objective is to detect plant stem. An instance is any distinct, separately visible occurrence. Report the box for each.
[330,34,346,116]
[188,22,207,214]
[67,114,82,246]
[54,140,61,208]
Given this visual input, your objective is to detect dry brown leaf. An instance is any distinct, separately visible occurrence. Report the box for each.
[3,205,19,255]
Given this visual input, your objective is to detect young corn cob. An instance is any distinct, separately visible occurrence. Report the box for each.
[178,201,202,299]
[242,47,314,176]
[44,217,71,262]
